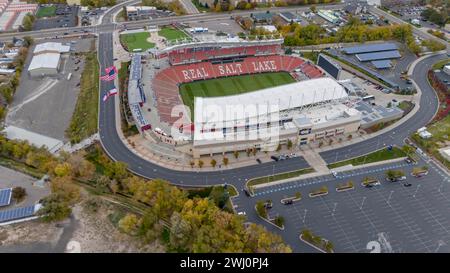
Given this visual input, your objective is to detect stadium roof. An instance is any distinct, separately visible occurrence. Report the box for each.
[28,52,61,71]
[34,42,70,55]
[0,188,12,207]
[371,60,392,69]
[356,50,401,62]
[342,43,398,54]
[194,78,348,124]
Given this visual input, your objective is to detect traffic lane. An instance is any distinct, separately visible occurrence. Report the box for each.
[246,161,450,252]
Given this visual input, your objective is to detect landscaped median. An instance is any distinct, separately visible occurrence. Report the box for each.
[299,229,334,253]
[281,192,302,205]
[411,166,429,177]
[309,186,329,198]
[246,168,314,195]
[255,200,284,230]
[328,146,407,169]
[336,181,354,192]
[361,177,380,187]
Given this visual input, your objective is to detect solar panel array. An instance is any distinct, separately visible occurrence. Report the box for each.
[0,205,36,223]
[0,188,12,207]
[371,60,392,69]
[343,43,398,54]
[356,50,401,62]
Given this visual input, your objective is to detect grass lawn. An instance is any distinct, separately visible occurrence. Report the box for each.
[179,72,295,117]
[66,52,99,144]
[120,32,155,52]
[412,114,450,169]
[158,27,189,41]
[36,6,56,18]
[247,168,314,190]
[328,147,407,169]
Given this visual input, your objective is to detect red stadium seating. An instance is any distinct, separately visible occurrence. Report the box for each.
[152,54,323,125]
[168,44,282,65]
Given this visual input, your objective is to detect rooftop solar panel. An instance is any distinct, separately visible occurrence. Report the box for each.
[356,50,401,62]
[343,43,398,54]
[372,60,392,69]
[0,188,12,207]
[0,205,37,223]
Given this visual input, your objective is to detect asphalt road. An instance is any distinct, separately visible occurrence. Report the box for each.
[319,53,444,164]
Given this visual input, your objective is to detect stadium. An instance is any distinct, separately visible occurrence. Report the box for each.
[127,34,363,159]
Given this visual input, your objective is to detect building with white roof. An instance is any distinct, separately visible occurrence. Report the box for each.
[28,42,70,77]
[191,77,361,158]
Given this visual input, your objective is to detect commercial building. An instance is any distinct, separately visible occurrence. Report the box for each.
[192,78,361,157]
[125,6,157,21]
[317,10,339,24]
[28,42,70,77]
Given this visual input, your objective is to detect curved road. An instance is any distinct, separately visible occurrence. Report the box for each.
[98,32,443,188]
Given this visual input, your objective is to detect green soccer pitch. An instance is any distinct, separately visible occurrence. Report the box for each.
[179,72,296,118]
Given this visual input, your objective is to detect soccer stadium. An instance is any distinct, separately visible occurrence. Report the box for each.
[127,34,364,158]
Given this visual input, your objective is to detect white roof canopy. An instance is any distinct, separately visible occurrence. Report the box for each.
[34,42,70,55]
[28,53,61,71]
[194,77,348,125]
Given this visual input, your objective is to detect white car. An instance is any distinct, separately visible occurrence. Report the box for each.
[237,211,246,216]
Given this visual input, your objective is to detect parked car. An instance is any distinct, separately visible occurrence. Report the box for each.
[256,158,262,164]
[270,155,279,161]
[282,199,293,205]
[242,188,250,197]
[403,182,412,187]
[238,211,246,216]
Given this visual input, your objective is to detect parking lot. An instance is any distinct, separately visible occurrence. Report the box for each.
[33,5,79,30]
[5,38,94,141]
[0,166,50,210]
[234,159,450,252]
[186,18,243,35]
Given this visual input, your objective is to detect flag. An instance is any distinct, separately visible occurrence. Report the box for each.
[100,66,118,81]
[102,87,118,102]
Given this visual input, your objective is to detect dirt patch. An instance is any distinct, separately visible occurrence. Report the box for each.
[0,220,62,247]
[67,197,165,253]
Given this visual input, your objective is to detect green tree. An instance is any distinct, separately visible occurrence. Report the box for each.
[198,160,204,168]
[38,194,72,222]
[12,187,27,202]
[222,157,229,166]
[119,213,139,235]
[274,215,285,227]
[210,159,217,168]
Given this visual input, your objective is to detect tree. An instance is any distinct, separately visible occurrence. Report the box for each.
[210,159,217,168]
[421,39,446,52]
[276,144,282,152]
[256,201,267,218]
[38,194,72,222]
[119,213,139,235]
[54,162,72,177]
[12,187,27,202]
[190,161,195,168]
[295,192,301,199]
[233,151,239,159]
[310,5,316,13]
[50,176,80,204]
[106,161,128,180]
[222,157,229,166]
[169,211,192,251]
[287,140,293,150]
[274,215,285,227]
